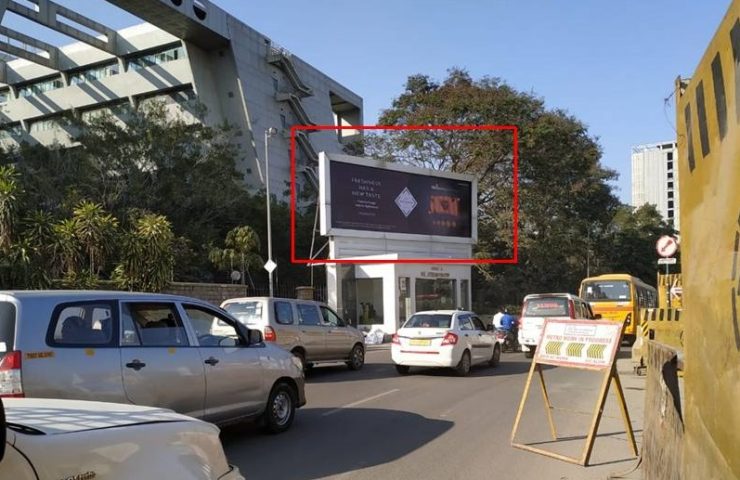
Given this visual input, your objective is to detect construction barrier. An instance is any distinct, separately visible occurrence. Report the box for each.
[642,341,684,480]
[631,308,682,375]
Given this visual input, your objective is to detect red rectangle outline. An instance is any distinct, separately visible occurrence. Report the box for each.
[290,124,519,265]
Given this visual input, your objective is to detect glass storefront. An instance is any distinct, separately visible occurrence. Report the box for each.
[415,278,457,311]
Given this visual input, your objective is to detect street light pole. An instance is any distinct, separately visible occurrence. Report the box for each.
[265,127,278,297]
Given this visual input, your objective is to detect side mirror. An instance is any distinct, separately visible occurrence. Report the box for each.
[0,397,6,462]
[249,329,263,345]
[594,314,602,320]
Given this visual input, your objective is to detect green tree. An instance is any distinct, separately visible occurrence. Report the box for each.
[209,225,263,287]
[71,201,119,276]
[113,212,175,292]
[375,69,622,308]
[0,165,19,251]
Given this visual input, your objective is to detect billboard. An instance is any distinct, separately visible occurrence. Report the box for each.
[322,155,474,239]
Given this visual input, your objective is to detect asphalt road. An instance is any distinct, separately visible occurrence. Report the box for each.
[222,348,644,480]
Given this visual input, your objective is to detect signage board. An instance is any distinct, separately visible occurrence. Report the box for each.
[656,235,678,257]
[534,319,623,370]
[323,156,474,239]
[658,257,677,265]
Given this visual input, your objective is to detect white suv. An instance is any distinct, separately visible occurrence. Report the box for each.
[518,293,598,358]
[391,310,501,376]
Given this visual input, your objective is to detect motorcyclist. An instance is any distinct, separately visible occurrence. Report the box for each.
[499,309,519,352]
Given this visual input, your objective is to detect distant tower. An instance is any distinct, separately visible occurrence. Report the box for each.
[631,141,679,231]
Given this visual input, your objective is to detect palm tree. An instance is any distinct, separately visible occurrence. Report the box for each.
[113,213,174,292]
[209,226,263,287]
[52,218,81,278]
[72,201,118,276]
[0,165,20,251]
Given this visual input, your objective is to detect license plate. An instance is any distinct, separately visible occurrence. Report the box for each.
[409,339,431,346]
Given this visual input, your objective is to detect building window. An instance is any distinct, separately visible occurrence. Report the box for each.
[668,200,674,209]
[668,209,674,218]
[29,117,61,133]
[668,172,674,179]
[272,77,279,92]
[0,123,23,139]
[0,89,8,104]
[128,45,185,71]
[18,77,64,98]
[668,181,674,189]
[667,191,674,199]
[70,61,120,85]
[667,152,673,161]
[667,161,673,171]
[280,114,287,128]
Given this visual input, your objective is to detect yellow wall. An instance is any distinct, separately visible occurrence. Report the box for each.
[676,2,740,477]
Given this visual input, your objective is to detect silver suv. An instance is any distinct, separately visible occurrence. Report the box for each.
[221,297,366,371]
[0,291,305,433]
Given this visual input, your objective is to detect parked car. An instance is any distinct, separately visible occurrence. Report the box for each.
[518,293,599,358]
[0,290,305,433]
[0,396,243,479]
[391,310,501,376]
[221,297,366,371]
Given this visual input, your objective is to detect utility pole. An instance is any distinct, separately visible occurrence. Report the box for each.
[264,127,278,297]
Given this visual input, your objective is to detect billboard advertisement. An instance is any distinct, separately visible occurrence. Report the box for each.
[326,158,473,238]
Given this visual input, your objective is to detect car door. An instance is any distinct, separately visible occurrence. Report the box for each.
[119,301,206,419]
[471,315,495,362]
[296,303,327,361]
[180,303,266,424]
[320,306,355,360]
[457,315,478,361]
[32,300,124,403]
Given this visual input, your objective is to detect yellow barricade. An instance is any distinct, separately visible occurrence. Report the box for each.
[631,307,683,375]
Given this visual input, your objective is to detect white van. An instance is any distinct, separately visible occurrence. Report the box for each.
[0,397,243,479]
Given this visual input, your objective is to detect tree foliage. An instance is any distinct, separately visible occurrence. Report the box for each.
[113,212,175,292]
[374,69,673,310]
[209,226,263,287]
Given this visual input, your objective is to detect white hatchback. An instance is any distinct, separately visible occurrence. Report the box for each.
[391,310,501,376]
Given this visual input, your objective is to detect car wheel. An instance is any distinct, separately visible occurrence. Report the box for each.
[346,344,365,371]
[262,382,296,434]
[525,349,535,359]
[489,344,501,368]
[455,350,471,376]
[395,364,411,375]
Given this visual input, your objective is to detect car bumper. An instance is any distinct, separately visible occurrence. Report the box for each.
[219,465,245,480]
[391,346,460,367]
[295,376,307,408]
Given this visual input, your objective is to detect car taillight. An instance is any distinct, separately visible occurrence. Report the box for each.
[568,300,576,319]
[263,326,277,342]
[0,351,24,398]
[441,332,458,346]
[392,334,400,345]
[625,313,632,325]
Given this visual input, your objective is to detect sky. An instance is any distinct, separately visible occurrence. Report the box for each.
[2,1,732,202]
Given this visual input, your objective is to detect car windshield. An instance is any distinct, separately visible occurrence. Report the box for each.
[0,301,16,355]
[523,298,569,317]
[581,281,632,302]
[403,314,452,329]
[223,302,263,323]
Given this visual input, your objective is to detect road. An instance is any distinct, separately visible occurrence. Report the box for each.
[222,348,644,480]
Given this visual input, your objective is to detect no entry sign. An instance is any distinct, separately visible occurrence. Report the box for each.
[656,235,678,258]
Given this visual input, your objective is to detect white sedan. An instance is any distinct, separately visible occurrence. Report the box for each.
[391,310,501,376]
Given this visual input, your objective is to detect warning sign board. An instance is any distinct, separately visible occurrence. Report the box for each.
[535,320,622,370]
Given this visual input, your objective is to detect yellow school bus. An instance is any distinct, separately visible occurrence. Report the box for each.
[578,273,657,342]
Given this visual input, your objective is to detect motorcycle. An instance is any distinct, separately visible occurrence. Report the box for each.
[495,327,520,353]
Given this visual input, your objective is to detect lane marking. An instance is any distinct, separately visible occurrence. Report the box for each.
[321,389,400,417]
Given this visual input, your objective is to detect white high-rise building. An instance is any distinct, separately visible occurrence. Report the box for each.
[631,141,679,231]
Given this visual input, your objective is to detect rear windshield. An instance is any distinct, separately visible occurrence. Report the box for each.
[523,298,569,317]
[224,301,263,323]
[0,301,16,353]
[403,314,452,329]
[581,281,631,302]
